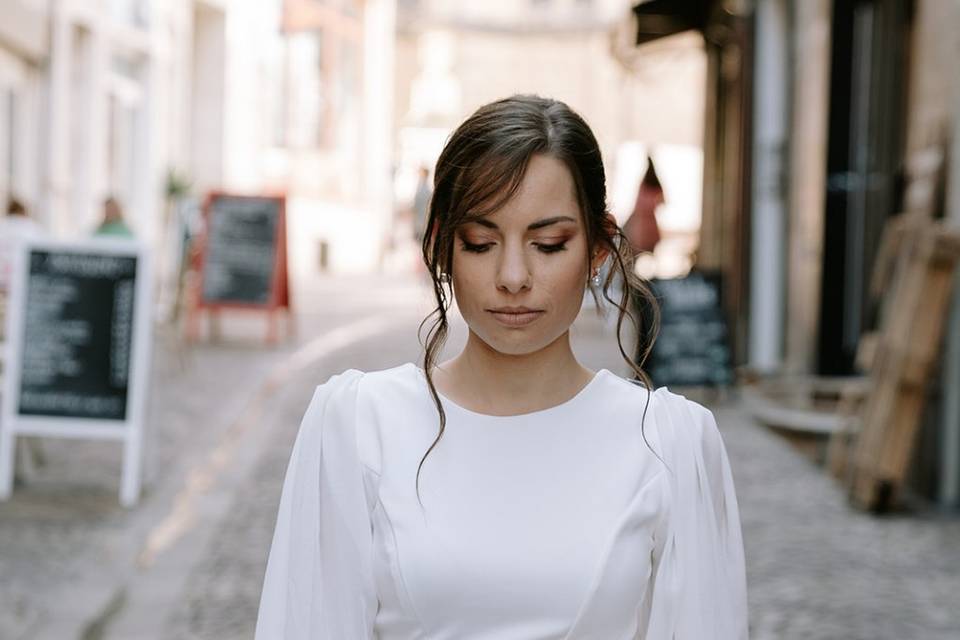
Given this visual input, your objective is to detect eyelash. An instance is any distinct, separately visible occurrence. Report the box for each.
[460,241,568,254]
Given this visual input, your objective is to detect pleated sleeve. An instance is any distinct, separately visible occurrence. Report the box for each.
[640,388,749,639]
[255,369,378,639]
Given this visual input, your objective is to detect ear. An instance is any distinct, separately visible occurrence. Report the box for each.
[591,213,617,271]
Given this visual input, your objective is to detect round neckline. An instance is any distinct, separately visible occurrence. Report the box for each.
[409,362,609,420]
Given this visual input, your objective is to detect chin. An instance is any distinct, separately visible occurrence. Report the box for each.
[483,340,543,357]
[474,325,564,358]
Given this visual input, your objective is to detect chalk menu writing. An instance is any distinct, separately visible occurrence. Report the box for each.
[201,196,279,305]
[17,250,137,420]
[647,271,734,387]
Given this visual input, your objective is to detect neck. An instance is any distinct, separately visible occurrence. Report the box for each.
[436,330,594,415]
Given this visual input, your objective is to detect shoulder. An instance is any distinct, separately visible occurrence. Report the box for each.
[590,372,674,447]
[302,363,420,427]
[308,363,423,474]
[352,362,425,414]
[648,387,726,467]
[307,368,364,410]
[296,369,365,443]
[595,370,657,404]
[585,373,719,443]
[654,387,716,425]
[309,362,416,407]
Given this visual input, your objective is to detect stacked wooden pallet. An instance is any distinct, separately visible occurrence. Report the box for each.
[842,220,960,511]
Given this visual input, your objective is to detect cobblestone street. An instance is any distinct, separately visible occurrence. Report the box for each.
[1,273,959,639]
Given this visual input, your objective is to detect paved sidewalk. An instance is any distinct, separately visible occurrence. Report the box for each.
[718,395,960,640]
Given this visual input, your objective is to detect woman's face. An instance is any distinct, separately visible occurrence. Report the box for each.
[451,154,594,356]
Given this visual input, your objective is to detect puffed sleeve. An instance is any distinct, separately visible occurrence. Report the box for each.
[641,389,749,639]
[255,369,378,639]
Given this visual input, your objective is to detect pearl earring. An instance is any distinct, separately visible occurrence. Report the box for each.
[591,270,601,286]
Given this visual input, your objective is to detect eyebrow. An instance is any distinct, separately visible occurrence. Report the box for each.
[470,215,578,231]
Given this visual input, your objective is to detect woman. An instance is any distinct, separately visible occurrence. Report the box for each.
[256,95,748,639]
[622,156,664,257]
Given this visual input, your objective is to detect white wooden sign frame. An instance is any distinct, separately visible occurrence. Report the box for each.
[0,238,153,507]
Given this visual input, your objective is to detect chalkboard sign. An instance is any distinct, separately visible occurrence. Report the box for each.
[1,238,153,506]
[17,250,137,420]
[188,192,291,344]
[200,195,281,305]
[645,271,733,387]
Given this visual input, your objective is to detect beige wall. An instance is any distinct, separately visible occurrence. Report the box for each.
[784,0,832,374]
[393,15,706,233]
[901,0,960,217]
[0,0,48,61]
[903,0,960,163]
[396,27,704,155]
[416,0,627,27]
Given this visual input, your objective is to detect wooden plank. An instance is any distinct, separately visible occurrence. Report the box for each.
[848,224,960,511]
[826,421,858,481]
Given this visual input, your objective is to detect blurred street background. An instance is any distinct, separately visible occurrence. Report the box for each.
[1,0,960,638]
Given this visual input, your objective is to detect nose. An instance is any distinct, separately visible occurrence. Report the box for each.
[495,240,531,294]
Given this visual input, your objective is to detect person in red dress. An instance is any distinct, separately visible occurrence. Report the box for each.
[622,156,664,256]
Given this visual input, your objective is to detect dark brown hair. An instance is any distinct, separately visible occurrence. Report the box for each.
[417,94,661,500]
[642,156,663,192]
[6,197,27,217]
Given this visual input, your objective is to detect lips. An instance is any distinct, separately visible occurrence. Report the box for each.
[487,308,545,327]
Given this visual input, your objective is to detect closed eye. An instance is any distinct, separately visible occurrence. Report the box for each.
[536,242,568,253]
[460,241,492,253]
[459,241,569,254]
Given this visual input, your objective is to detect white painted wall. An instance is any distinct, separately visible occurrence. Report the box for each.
[0,0,410,278]
[0,47,41,216]
[189,3,226,195]
[749,0,789,375]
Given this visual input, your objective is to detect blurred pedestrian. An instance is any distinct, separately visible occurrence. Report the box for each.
[94,196,134,237]
[622,156,664,256]
[256,95,747,640]
[0,196,44,295]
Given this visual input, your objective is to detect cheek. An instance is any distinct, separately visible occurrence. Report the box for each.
[518,255,588,316]
[450,255,485,305]
[546,262,590,306]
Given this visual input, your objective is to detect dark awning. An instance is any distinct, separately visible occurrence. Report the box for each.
[632,0,711,46]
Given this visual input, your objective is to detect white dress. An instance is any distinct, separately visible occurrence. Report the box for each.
[255,363,748,639]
